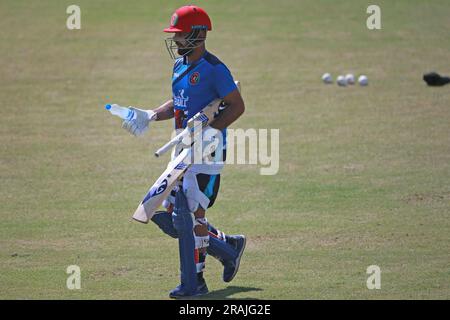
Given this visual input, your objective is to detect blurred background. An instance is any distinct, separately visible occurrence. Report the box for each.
[0,0,449,299]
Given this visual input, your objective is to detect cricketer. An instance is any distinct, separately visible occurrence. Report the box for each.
[121,5,247,298]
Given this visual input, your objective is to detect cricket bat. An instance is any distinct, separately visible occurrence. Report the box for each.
[132,81,241,224]
[132,147,192,223]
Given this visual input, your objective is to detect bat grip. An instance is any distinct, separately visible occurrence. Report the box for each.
[155,141,176,157]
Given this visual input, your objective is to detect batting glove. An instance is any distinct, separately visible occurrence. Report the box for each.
[122,108,157,136]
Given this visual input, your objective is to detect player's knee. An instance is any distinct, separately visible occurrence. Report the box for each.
[194,207,206,218]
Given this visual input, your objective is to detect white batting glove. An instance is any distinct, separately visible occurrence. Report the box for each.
[122,108,157,136]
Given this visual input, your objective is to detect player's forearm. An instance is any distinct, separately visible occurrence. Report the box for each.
[209,101,245,130]
[153,99,174,121]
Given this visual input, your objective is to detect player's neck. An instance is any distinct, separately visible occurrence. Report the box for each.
[186,46,206,64]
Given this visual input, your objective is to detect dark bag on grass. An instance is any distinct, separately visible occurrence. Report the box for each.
[423,72,450,86]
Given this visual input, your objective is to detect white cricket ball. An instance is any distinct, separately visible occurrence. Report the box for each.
[358,75,369,86]
[322,73,332,84]
[345,74,355,85]
[336,75,347,86]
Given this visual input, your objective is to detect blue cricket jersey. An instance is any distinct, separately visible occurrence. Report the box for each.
[172,50,238,149]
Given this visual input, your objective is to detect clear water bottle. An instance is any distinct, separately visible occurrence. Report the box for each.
[105,104,136,121]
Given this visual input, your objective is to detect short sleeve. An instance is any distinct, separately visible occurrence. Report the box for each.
[213,63,237,99]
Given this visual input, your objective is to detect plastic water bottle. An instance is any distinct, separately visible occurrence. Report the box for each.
[105,104,136,121]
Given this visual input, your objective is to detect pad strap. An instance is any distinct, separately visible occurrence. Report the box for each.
[194,217,208,227]
[195,235,210,249]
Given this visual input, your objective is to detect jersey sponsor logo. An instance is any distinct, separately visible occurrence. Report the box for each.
[189,72,200,85]
[174,89,189,129]
[174,89,189,108]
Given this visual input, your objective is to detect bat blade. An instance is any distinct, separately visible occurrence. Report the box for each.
[132,148,191,223]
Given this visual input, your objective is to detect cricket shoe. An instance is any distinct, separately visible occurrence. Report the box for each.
[169,274,209,299]
[223,235,247,283]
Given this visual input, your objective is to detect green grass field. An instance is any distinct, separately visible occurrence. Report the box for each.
[1,0,449,299]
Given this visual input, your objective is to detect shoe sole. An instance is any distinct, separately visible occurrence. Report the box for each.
[225,235,246,283]
[169,284,209,299]
[169,290,209,299]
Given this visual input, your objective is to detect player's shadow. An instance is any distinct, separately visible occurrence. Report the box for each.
[195,286,263,300]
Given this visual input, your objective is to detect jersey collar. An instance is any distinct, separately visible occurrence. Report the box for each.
[183,49,208,65]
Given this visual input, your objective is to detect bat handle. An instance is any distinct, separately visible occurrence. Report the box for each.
[154,130,187,157]
[155,141,176,157]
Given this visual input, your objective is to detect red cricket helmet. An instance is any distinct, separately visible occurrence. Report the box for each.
[164,5,212,33]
